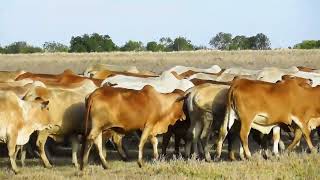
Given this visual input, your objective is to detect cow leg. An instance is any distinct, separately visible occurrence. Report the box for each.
[137,126,152,168]
[200,120,212,162]
[112,133,128,161]
[70,135,80,168]
[272,126,280,156]
[36,131,52,168]
[14,145,21,161]
[227,123,240,161]
[216,108,236,159]
[7,131,19,174]
[81,128,100,170]
[174,135,181,156]
[161,130,172,156]
[239,122,252,159]
[93,132,108,169]
[287,128,303,151]
[301,126,317,153]
[20,145,26,167]
[184,131,193,159]
[150,136,159,160]
[191,121,202,158]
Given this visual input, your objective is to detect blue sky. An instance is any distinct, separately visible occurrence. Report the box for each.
[0,0,319,48]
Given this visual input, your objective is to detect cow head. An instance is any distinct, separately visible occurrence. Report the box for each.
[281,75,313,87]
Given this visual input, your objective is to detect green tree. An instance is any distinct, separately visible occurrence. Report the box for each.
[69,33,117,52]
[43,41,69,52]
[69,36,87,52]
[159,37,173,51]
[121,40,144,51]
[172,37,194,51]
[146,41,161,52]
[209,32,232,50]
[294,40,320,49]
[229,35,250,50]
[0,45,4,53]
[254,33,271,50]
[4,41,42,54]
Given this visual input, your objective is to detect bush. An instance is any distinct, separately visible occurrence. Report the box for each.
[3,41,42,54]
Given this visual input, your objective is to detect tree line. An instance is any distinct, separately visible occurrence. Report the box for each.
[0,32,319,54]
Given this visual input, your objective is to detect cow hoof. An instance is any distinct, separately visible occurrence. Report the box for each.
[137,160,144,168]
[73,163,79,169]
[13,169,20,174]
[213,156,221,162]
[310,148,317,154]
[45,164,53,169]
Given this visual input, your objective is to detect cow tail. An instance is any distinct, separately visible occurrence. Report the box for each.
[84,94,93,138]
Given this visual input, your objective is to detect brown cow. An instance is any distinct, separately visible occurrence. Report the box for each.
[216,76,316,159]
[80,85,186,169]
[15,69,103,87]
[89,69,158,79]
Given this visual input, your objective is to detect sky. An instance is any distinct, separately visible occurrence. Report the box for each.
[0,0,319,48]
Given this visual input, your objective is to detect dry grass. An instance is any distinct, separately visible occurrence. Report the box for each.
[0,50,320,74]
[0,152,319,179]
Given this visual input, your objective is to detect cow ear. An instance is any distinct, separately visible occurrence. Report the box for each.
[41,100,49,110]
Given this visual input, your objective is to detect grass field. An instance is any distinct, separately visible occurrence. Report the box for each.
[0,151,319,179]
[0,50,320,74]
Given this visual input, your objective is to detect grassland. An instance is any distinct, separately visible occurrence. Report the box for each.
[0,50,320,74]
[0,151,319,179]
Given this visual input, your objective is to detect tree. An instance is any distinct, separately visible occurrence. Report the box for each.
[172,37,194,51]
[69,33,118,52]
[229,35,250,50]
[159,37,173,51]
[209,32,232,50]
[0,45,4,53]
[146,41,161,52]
[294,40,320,49]
[120,40,144,51]
[4,41,42,54]
[254,33,271,50]
[43,41,69,52]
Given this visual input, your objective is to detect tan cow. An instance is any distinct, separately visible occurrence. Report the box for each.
[0,91,50,173]
[0,70,25,82]
[84,64,140,77]
[185,83,229,161]
[89,69,158,79]
[23,82,127,168]
[216,76,316,159]
[80,85,186,169]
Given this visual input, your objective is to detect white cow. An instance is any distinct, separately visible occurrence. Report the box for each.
[169,65,221,75]
[102,71,194,93]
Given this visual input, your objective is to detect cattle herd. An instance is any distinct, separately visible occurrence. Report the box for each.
[0,63,320,174]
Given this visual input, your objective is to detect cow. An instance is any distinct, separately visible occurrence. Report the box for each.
[169,65,222,79]
[102,71,194,93]
[22,80,128,168]
[0,91,50,173]
[83,64,140,77]
[88,69,158,79]
[184,83,229,161]
[215,76,316,160]
[15,69,103,87]
[80,85,187,170]
[0,70,25,82]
